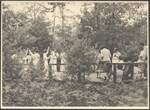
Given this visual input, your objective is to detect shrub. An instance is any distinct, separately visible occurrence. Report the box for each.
[66,39,96,82]
[3,53,22,85]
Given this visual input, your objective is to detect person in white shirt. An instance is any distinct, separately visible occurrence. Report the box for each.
[43,47,50,78]
[138,43,147,62]
[100,46,111,62]
[100,46,112,80]
[137,43,147,79]
[29,49,40,68]
[49,50,57,74]
[138,50,146,62]
[23,49,32,64]
[112,48,122,72]
[112,48,121,63]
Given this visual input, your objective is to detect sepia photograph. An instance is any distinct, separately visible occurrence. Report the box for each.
[1,0,149,109]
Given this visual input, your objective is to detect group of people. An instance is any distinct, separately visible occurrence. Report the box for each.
[11,42,147,82]
[96,43,147,82]
[21,47,67,79]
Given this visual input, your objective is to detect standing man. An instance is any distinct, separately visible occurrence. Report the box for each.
[101,46,111,62]
[100,46,112,80]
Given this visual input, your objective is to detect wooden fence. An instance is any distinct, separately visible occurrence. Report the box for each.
[50,62,147,83]
[20,61,147,83]
[108,62,147,83]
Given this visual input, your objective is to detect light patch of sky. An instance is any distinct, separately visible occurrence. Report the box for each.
[2,2,83,16]
[2,1,148,26]
[2,1,84,25]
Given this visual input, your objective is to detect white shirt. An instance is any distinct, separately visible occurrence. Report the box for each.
[50,52,57,64]
[43,53,48,61]
[23,55,32,64]
[32,53,40,65]
[112,51,121,63]
[43,53,49,67]
[139,50,146,61]
[101,48,111,61]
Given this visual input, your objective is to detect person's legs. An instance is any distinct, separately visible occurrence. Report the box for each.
[103,62,112,80]
[96,62,101,78]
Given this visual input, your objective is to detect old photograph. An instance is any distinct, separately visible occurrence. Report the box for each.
[1,0,149,109]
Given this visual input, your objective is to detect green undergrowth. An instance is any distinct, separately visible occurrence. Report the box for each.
[3,78,148,107]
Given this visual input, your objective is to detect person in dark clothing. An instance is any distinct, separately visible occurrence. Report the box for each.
[122,56,133,81]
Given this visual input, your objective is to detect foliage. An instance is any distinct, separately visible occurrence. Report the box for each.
[3,79,148,106]
[27,16,54,53]
[79,3,147,57]
[66,39,96,82]
[3,56,22,84]
[2,2,148,107]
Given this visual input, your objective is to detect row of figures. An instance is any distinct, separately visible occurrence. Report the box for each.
[21,47,67,79]
[43,47,67,78]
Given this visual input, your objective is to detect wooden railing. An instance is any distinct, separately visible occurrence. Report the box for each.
[107,62,147,83]
[20,61,147,83]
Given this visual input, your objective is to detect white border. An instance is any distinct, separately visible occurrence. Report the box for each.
[1,1,149,109]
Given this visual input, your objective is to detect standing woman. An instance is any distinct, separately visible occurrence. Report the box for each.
[29,49,40,69]
[25,48,32,64]
[43,47,50,78]
[50,50,57,74]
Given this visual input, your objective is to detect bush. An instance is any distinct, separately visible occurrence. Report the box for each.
[3,53,22,84]
[66,39,96,82]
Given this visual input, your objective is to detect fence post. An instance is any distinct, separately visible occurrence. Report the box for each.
[113,64,117,83]
[57,58,61,72]
[130,63,134,79]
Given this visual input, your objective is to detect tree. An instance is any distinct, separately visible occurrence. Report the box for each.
[66,38,96,82]
[79,2,147,57]
[24,3,47,20]
[27,16,54,53]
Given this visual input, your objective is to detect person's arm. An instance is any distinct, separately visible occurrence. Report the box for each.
[29,50,33,56]
[26,48,29,56]
[46,47,50,55]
